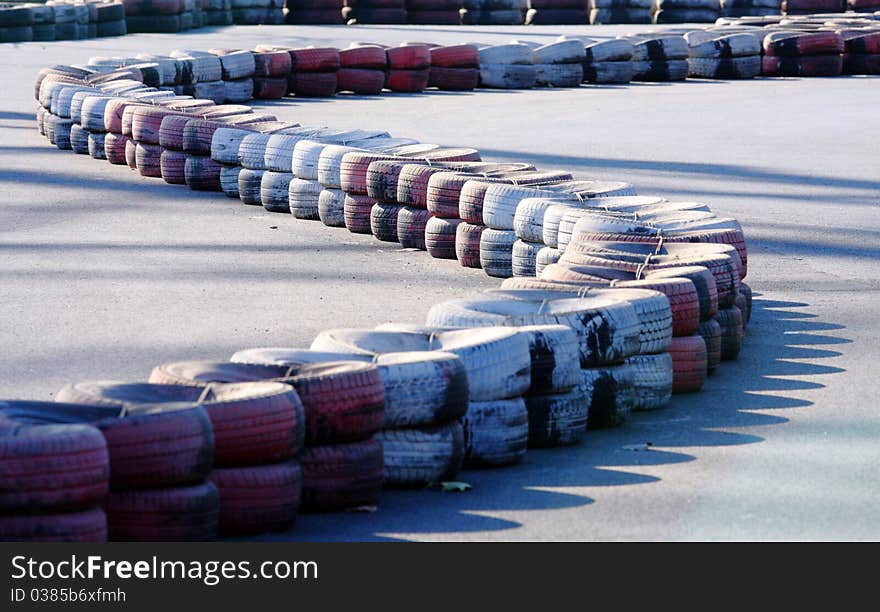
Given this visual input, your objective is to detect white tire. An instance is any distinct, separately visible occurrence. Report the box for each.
[462,398,529,467]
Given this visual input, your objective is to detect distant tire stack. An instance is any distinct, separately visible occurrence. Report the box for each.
[460,0,526,24]
[231,0,284,23]
[479,43,537,88]
[525,0,590,24]
[284,0,344,22]
[719,0,779,17]
[343,0,408,23]
[582,37,635,83]
[289,47,340,97]
[627,34,690,81]
[781,0,845,14]
[124,0,199,32]
[338,45,388,94]
[652,0,720,23]
[147,360,385,514]
[386,44,432,93]
[1,3,35,43]
[531,39,585,87]
[209,49,257,103]
[589,0,653,24]
[252,48,292,99]
[430,44,481,91]
[686,31,763,78]
[761,30,845,76]
[310,327,533,468]
[406,0,462,23]
[0,403,110,542]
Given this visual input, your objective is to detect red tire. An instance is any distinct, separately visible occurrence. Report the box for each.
[669,335,707,393]
[149,361,381,445]
[614,277,700,337]
[385,69,430,92]
[0,409,108,513]
[55,381,303,469]
[429,66,480,90]
[105,482,219,542]
[344,194,376,234]
[290,47,340,72]
[336,68,386,94]
[397,206,431,250]
[182,119,229,155]
[340,152,401,195]
[253,77,289,99]
[459,179,498,224]
[425,216,462,259]
[253,50,292,77]
[104,132,129,166]
[104,99,144,134]
[371,202,403,242]
[387,45,431,70]
[131,107,186,144]
[184,155,223,191]
[698,318,722,374]
[340,46,388,69]
[456,221,485,268]
[842,53,880,75]
[135,142,163,178]
[0,508,107,542]
[715,305,744,361]
[209,461,302,536]
[430,44,480,68]
[289,71,338,97]
[158,114,192,150]
[397,163,465,207]
[160,149,187,185]
[298,437,383,511]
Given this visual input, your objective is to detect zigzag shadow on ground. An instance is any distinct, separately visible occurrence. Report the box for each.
[248,296,847,541]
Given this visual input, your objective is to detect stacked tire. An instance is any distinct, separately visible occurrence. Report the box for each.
[1,3,35,42]
[252,48,293,99]
[310,327,533,468]
[582,37,635,83]
[407,0,462,23]
[284,0,345,23]
[841,29,880,75]
[231,0,284,23]
[589,0,653,24]
[289,47,340,98]
[124,0,199,32]
[53,380,309,538]
[531,39,585,87]
[781,0,845,14]
[205,0,234,24]
[0,403,111,542]
[479,43,537,89]
[338,44,388,95]
[425,293,642,429]
[429,44,481,91]
[147,360,385,514]
[686,31,763,78]
[525,0,589,24]
[386,45,432,93]
[627,34,690,81]
[719,0,779,16]
[460,0,526,24]
[761,30,845,76]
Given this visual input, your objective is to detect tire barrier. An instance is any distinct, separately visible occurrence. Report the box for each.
[19,49,763,540]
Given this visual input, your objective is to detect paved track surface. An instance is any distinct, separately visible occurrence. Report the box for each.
[1,25,877,541]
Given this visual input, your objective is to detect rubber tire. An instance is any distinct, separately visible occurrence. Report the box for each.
[298,437,384,511]
[461,398,529,468]
[209,461,302,536]
[379,421,465,487]
[105,481,220,542]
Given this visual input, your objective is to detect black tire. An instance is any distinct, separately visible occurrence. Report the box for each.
[298,437,384,511]
[106,482,220,542]
[209,461,302,536]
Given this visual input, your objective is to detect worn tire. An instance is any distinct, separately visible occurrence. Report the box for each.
[379,421,465,487]
[209,461,301,536]
[461,398,529,467]
[298,437,383,511]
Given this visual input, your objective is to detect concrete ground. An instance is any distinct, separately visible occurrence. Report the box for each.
[0,25,877,541]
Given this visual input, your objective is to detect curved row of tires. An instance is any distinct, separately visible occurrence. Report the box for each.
[11,57,755,541]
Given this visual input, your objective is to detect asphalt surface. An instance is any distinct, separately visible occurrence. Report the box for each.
[1,25,877,541]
